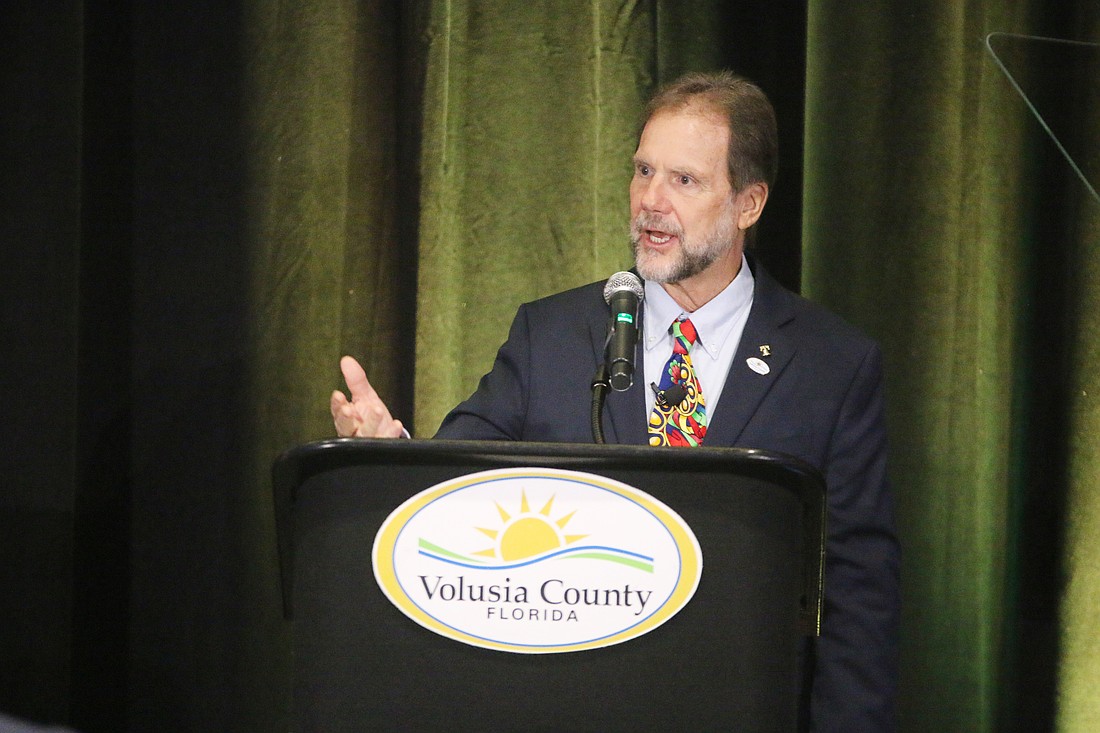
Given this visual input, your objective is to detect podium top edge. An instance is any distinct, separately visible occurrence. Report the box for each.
[273,438,824,497]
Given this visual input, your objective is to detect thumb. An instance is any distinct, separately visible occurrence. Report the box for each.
[339,355,373,402]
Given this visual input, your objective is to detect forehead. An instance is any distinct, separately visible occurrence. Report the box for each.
[635,106,730,173]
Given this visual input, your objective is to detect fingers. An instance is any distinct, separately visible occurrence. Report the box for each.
[351,389,396,436]
[333,357,404,438]
[330,388,348,417]
[331,390,361,438]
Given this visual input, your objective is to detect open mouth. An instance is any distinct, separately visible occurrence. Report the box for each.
[640,226,682,250]
[633,214,681,249]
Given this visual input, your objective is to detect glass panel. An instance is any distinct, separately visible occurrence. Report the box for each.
[986,32,1100,204]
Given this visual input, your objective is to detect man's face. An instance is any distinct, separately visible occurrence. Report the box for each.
[629,107,740,284]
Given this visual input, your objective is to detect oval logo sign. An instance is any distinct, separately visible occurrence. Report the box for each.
[373,467,703,654]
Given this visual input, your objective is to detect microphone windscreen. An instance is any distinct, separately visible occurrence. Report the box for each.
[662,383,688,408]
[603,271,644,304]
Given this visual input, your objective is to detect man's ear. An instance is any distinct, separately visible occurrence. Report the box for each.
[735,182,769,231]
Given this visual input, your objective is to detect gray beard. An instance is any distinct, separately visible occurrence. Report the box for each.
[630,214,735,284]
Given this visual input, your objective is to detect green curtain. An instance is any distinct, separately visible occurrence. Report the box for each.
[237,0,413,728]
[412,0,652,434]
[246,0,411,445]
[804,2,1031,730]
[803,1,1100,731]
[1060,201,1100,730]
[1056,13,1100,729]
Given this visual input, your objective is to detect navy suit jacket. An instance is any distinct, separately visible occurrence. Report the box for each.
[436,257,900,732]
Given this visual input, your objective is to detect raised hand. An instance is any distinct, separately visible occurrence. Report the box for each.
[330,355,406,438]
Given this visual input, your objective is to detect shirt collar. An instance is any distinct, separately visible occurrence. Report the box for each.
[642,253,755,360]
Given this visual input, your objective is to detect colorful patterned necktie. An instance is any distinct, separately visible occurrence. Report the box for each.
[648,318,707,446]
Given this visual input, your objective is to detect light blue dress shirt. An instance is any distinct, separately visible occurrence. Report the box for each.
[641,254,755,423]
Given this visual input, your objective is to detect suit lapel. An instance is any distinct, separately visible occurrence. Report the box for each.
[704,261,797,447]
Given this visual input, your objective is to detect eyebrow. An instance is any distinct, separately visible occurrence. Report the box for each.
[633,156,705,177]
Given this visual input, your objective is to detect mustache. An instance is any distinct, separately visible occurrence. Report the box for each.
[631,212,683,240]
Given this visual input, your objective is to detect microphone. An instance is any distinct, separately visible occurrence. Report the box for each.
[652,381,688,409]
[602,271,644,392]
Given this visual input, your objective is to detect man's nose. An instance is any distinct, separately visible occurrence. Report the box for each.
[639,177,671,213]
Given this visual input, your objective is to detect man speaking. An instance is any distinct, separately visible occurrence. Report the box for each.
[332,71,900,732]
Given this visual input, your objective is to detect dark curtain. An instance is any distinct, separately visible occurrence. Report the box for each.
[1,1,1097,732]
[1,0,86,724]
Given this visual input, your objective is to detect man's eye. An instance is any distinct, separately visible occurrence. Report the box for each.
[678,175,693,185]
[638,165,651,176]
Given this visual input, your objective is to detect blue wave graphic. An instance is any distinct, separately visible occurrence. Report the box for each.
[418,543,654,572]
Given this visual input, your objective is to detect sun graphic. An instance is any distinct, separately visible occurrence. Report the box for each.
[472,491,588,562]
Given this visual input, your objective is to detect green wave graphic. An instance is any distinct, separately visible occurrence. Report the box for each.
[418,538,488,564]
[418,539,654,573]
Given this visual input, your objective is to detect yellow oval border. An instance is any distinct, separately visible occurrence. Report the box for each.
[372,467,703,654]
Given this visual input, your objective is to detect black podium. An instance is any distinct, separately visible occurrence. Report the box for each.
[273,439,825,732]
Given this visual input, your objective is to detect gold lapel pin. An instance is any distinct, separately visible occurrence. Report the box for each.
[759,345,771,357]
